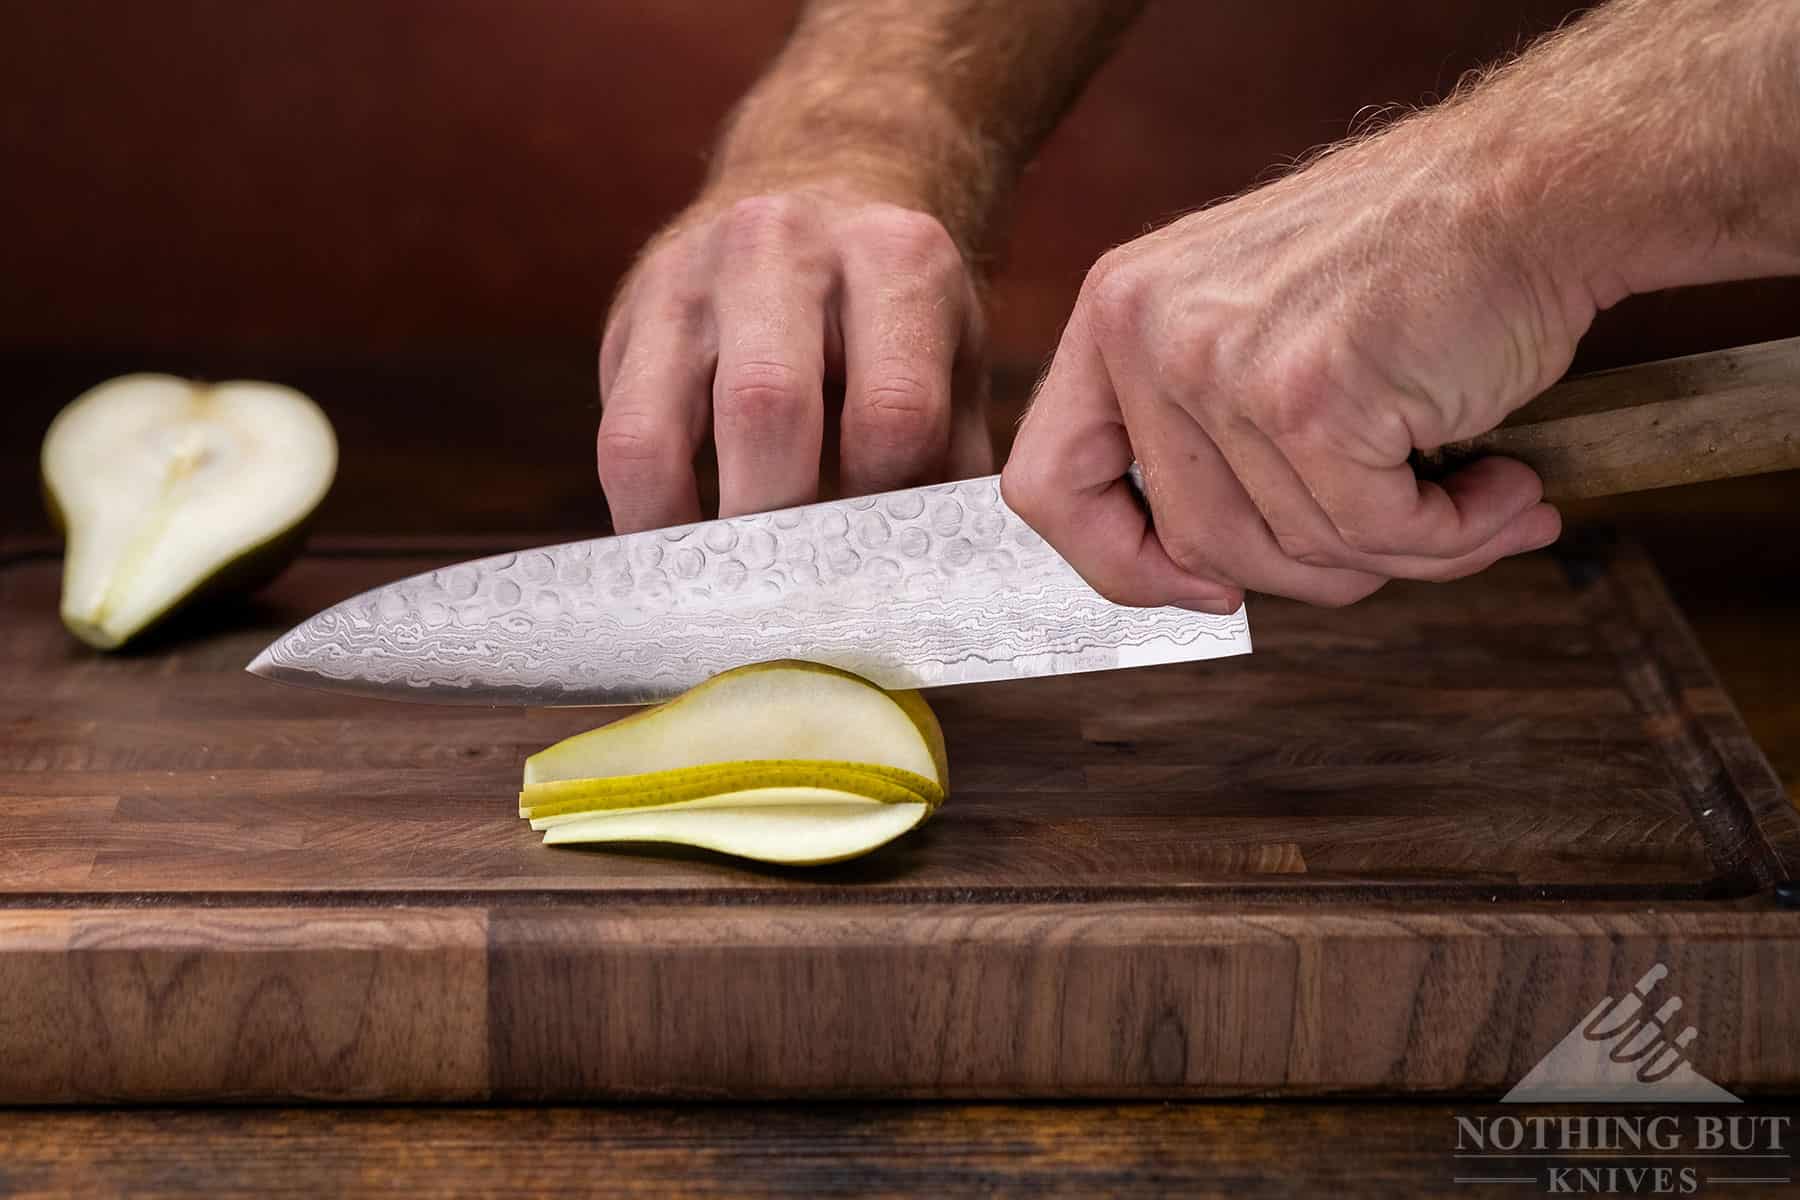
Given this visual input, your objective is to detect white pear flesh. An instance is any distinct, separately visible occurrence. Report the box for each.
[43,374,336,649]
[522,661,948,797]
[528,780,923,829]
[540,787,931,865]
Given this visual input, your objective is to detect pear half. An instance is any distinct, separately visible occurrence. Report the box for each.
[521,661,948,865]
[42,374,337,649]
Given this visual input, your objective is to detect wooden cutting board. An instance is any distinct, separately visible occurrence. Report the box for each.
[1,536,1795,1102]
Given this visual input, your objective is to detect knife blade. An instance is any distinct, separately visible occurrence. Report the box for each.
[247,473,1252,706]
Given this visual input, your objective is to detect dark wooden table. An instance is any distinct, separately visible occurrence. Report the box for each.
[1,1101,1788,1198]
[3,350,1796,1196]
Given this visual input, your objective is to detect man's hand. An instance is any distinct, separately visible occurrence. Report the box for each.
[1003,132,1569,613]
[1004,0,1799,611]
[596,0,1145,534]
[599,189,990,532]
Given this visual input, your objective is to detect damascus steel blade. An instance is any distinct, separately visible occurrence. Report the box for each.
[247,475,1251,705]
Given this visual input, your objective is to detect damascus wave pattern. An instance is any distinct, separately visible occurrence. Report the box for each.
[250,475,1252,705]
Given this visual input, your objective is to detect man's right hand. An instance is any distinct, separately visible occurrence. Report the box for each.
[1001,0,1798,614]
[597,188,993,534]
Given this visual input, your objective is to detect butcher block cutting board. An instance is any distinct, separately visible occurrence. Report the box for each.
[1,535,1795,1102]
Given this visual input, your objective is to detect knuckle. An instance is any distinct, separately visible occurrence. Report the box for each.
[1080,251,1145,338]
[856,372,948,447]
[1255,353,1334,440]
[1001,455,1071,542]
[1166,321,1223,387]
[854,206,960,269]
[1262,387,1322,443]
[1356,405,1414,461]
[999,460,1179,610]
[596,418,676,488]
[1271,526,1331,565]
[643,272,710,327]
[718,194,809,251]
[999,459,1046,525]
[618,250,710,329]
[716,360,812,427]
[1334,523,1396,557]
[1158,527,1217,580]
[1155,525,1243,613]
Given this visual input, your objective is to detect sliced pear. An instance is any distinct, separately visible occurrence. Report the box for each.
[520,759,939,818]
[528,784,927,830]
[42,373,337,649]
[520,661,949,865]
[540,787,931,865]
[523,661,948,794]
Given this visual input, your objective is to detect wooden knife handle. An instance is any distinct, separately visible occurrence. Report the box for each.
[1417,335,1800,500]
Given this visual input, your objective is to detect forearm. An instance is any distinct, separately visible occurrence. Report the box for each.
[700,0,1145,259]
[1444,0,1800,310]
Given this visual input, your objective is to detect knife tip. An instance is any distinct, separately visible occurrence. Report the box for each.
[245,645,276,680]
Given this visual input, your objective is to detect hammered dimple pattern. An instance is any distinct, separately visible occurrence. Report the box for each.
[255,475,1252,705]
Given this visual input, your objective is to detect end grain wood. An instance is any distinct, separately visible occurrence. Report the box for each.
[0,908,489,1103]
[485,903,1800,1100]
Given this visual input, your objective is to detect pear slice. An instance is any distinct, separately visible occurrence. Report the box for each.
[540,787,931,865]
[520,661,949,864]
[519,759,939,819]
[42,373,337,649]
[527,782,928,830]
[522,661,948,796]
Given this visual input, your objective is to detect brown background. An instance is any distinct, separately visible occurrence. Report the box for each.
[3,0,1798,540]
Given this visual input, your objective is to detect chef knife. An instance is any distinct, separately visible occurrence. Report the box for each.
[248,336,1800,706]
[248,468,1251,706]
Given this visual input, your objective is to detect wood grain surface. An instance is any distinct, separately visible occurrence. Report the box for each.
[2,545,1791,899]
[0,538,1796,1101]
[2,1102,1792,1199]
